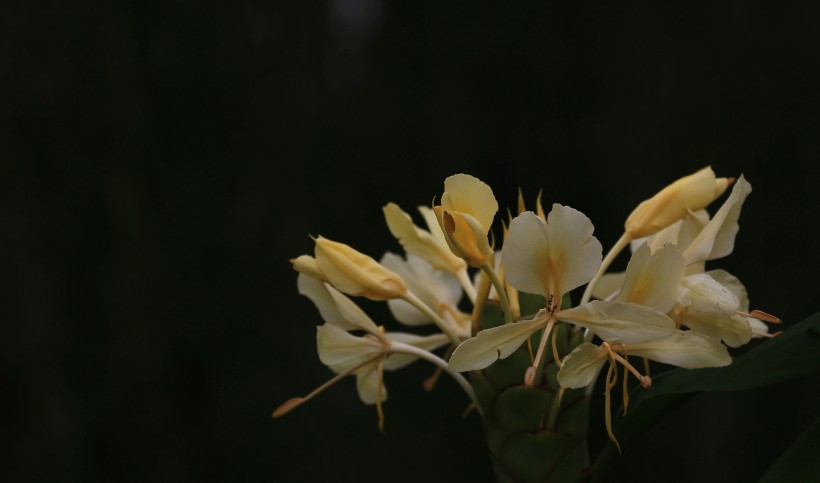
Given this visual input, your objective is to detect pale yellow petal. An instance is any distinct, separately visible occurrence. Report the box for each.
[297,273,359,331]
[291,254,328,281]
[355,365,386,405]
[684,175,752,264]
[418,205,449,247]
[626,331,731,368]
[678,273,740,315]
[557,300,676,344]
[325,285,382,335]
[557,343,609,388]
[503,207,601,297]
[441,173,498,233]
[316,324,383,372]
[383,202,464,272]
[592,272,626,301]
[616,243,684,313]
[447,317,545,372]
[706,269,749,311]
[682,310,753,348]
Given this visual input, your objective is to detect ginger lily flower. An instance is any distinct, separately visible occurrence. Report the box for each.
[274,275,481,426]
[448,206,677,384]
[433,174,498,268]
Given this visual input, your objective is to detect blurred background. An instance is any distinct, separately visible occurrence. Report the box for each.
[2,1,820,482]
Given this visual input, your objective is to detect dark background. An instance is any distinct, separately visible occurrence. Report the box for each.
[3,1,820,482]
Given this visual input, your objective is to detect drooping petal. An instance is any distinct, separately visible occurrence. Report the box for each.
[616,243,684,313]
[316,325,383,372]
[678,273,740,315]
[315,237,407,300]
[297,274,359,331]
[441,174,498,233]
[683,175,752,265]
[503,208,602,297]
[447,317,545,372]
[557,343,609,388]
[680,311,753,348]
[626,331,731,368]
[355,364,386,405]
[325,285,382,335]
[383,203,465,273]
[557,300,676,344]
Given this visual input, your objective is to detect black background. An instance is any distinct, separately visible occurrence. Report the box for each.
[3,1,820,482]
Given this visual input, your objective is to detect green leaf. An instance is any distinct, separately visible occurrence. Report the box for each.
[758,416,820,482]
[592,311,820,478]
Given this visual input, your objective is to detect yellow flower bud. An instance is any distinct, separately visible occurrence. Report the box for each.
[625,167,732,238]
[314,237,407,300]
[434,207,493,267]
[433,174,498,267]
[290,254,328,282]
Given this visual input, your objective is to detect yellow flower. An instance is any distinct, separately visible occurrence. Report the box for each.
[314,236,407,301]
[625,167,732,238]
[433,174,498,267]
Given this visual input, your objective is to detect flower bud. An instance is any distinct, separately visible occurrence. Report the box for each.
[625,167,732,238]
[314,237,407,300]
[434,207,494,267]
[290,254,328,281]
[434,174,498,267]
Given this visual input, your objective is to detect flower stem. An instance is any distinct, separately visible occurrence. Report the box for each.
[402,291,462,345]
[390,341,484,415]
[580,232,631,306]
[481,262,513,324]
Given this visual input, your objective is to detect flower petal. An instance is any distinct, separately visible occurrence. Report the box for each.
[678,273,740,315]
[706,269,749,311]
[316,324,383,372]
[681,311,752,348]
[557,300,676,344]
[383,203,464,273]
[591,272,625,301]
[441,174,498,233]
[626,331,731,368]
[381,253,463,326]
[447,317,545,372]
[557,343,609,388]
[616,243,684,313]
[315,237,407,300]
[297,273,358,331]
[356,365,386,405]
[325,284,382,334]
[503,207,602,297]
[683,175,752,264]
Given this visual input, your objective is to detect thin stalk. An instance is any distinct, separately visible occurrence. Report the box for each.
[580,232,631,306]
[481,262,513,324]
[390,341,484,415]
[402,291,461,345]
[547,387,566,430]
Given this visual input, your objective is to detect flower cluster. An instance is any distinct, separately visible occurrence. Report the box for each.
[275,168,778,445]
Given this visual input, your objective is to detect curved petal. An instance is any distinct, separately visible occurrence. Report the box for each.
[557,343,609,388]
[681,311,753,348]
[297,274,359,331]
[626,331,731,368]
[706,269,749,311]
[355,365,386,405]
[316,325,383,372]
[616,243,684,313]
[447,317,545,372]
[678,273,740,315]
[381,253,462,326]
[557,300,676,344]
[325,285,382,335]
[441,174,498,233]
[684,175,752,264]
[383,203,464,273]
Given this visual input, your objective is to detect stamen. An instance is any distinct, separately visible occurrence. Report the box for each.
[551,324,563,368]
[423,345,454,391]
[622,364,630,414]
[754,330,782,338]
[272,355,382,418]
[376,359,386,433]
[611,352,652,388]
[604,363,622,453]
[740,309,781,324]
